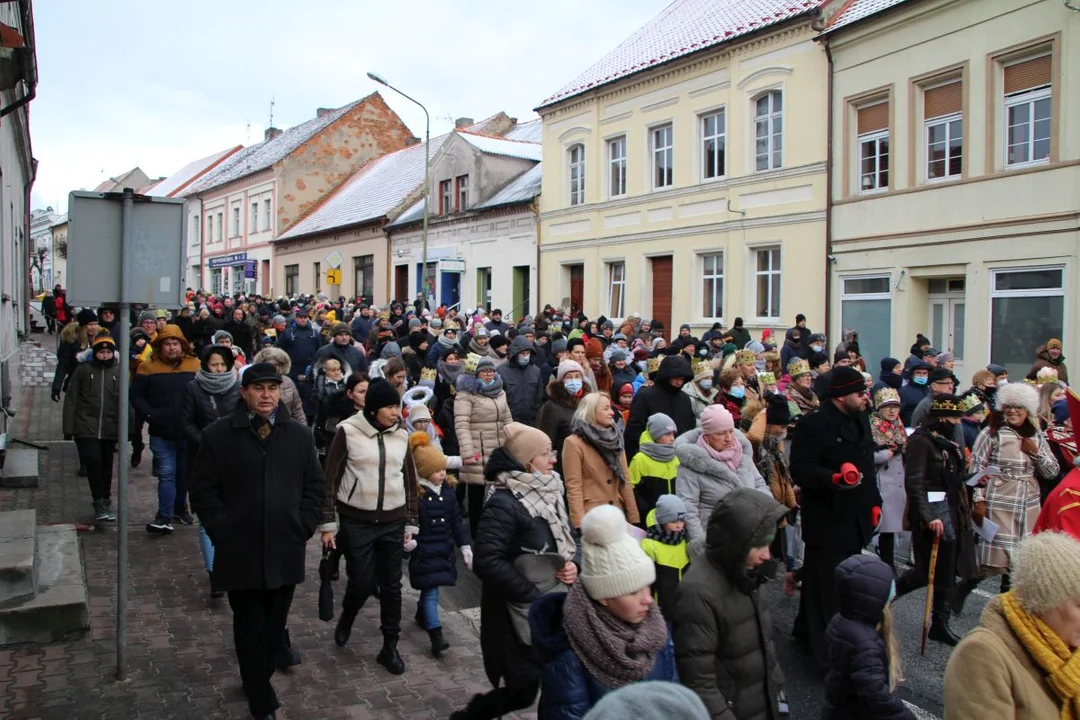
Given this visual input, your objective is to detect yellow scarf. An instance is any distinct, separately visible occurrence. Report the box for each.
[1002,591,1080,720]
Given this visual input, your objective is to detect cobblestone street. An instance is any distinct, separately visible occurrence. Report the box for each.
[0,384,523,720]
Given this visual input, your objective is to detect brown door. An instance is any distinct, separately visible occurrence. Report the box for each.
[569,264,584,315]
[650,256,673,332]
[394,265,409,304]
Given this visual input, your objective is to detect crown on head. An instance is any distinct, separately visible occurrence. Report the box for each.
[463,352,482,376]
[958,393,984,414]
[646,357,661,375]
[734,349,756,366]
[787,358,810,377]
[691,358,712,376]
[758,372,777,386]
[873,387,901,409]
[377,310,390,320]
[1035,366,1060,385]
[420,367,437,381]
[930,396,966,415]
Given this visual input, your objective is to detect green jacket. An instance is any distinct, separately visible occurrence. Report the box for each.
[629,430,680,518]
[62,360,121,440]
[640,508,689,621]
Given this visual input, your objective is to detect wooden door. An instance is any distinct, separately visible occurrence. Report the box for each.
[569,264,584,315]
[394,265,409,304]
[651,256,673,332]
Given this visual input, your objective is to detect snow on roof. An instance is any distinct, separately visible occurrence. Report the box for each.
[457,132,542,161]
[821,0,910,33]
[149,147,242,197]
[503,119,543,144]
[191,99,365,193]
[276,134,454,241]
[478,163,542,209]
[49,213,68,228]
[538,0,824,109]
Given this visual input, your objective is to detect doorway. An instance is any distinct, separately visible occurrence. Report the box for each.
[928,278,966,380]
[394,265,409,303]
[650,256,673,333]
[568,264,584,315]
[441,271,461,308]
[512,265,530,320]
[476,267,492,312]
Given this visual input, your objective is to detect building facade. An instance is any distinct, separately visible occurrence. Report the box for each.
[823,0,1080,379]
[536,0,831,337]
[28,207,59,293]
[49,215,67,290]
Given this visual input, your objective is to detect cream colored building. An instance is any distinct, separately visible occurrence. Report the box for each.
[535,0,832,339]
[822,0,1080,380]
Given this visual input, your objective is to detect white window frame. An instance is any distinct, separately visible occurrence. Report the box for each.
[1004,86,1051,169]
[650,123,674,190]
[439,179,453,215]
[263,198,272,231]
[209,268,223,295]
[206,215,213,244]
[607,136,626,198]
[606,260,626,319]
[251,202,259,232]
[699,251,724,322]
[456,174,469,211]
[857,129,889,194]
[192,213,200,246]
[925,112,963,182]
[989,265,1064,300]
[568,144,586,206]
[752,246,782,320]
[841,274,892,301]
[700,110,726,181]
[216,213,223,243]
[754,91,783,171]
[231,205,241,238]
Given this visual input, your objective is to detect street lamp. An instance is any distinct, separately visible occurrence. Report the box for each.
[367,71,431,308]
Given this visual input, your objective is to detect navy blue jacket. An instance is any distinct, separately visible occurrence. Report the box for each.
[823,555,914,720]
[408,481,471,590]
[351,315,373,344]
[276,321,324,378]
[529,592,678,720]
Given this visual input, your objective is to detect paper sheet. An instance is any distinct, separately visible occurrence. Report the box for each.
[967,466,1001,487]
[974,517,1000,544]
[927,491,946,503]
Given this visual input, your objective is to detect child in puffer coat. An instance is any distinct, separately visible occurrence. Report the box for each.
[823,554,915,720]
[639,495,690,622]
[628,413,680,520]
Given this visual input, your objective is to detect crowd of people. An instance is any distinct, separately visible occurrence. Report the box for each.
[46,283,1080,720]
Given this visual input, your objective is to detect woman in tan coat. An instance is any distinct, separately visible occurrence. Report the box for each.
[943,531,1080,719]
[562,392,639,529]
[454,354,512,537]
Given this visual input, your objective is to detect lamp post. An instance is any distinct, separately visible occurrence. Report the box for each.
[367,72,430,308]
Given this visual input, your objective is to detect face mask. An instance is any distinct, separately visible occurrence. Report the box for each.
[563,379,583,394]
[699,347,709,357]
[480,378,496,388]
[997,379,1008,387]
[913,376,928,386]
[517,354,530,367]
[811,344,823,353]
[699,379,713,391]
[755,360,766,372]
[729,386,746,399]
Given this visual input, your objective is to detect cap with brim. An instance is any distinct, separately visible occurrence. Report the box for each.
[242,362,283,387]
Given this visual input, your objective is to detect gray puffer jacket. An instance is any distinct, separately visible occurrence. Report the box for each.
[675,428,769,557]
[454,374,513,485]
[496,336,545,427]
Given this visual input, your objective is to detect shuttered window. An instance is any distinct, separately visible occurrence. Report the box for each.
[924,82,962,119]
[857,102,889,135]
[1004,55,1051,95]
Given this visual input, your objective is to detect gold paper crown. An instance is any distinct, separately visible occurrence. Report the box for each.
[1035,366,1060,385]
[463,352,482,376]
[787,358,810,377]
[377,310,390,320]
[646,357,661,375]
[873,387,901,408]
[691,358,712,377]
[958,393,984,413]
[758,372,776,386]
[420,367,437,382]
[930,396,966,415]
[734,349,756,366]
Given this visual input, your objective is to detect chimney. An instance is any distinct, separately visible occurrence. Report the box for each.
[454,117,474,130]
[264,127,283,142]
[405,136,421,147]
[316,107,334,118]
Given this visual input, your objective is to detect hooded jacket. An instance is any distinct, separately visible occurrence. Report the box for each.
[673,489,787,720]
[62,355,121,440]
[629,429,681,519]
[822,556,914,720]
[276,319,324,378]
[313,338,369,377]
[454,374,512,485]
[1026,344,1069,384]
[537,378,584,478]
[625,356,696,460]
[130,325,201,440]
[497,336,545,427]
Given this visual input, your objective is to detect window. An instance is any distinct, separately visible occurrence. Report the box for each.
[700,252,724,319]
[754,91,783,171]
[216,213,223,242]
[354,254,374,300]
[607,261,626,318]
[231,206,240,237]
[1004,55,1051,168]
[857,101,889,193]
[568,144,585,206]
[209,268,223,295]
[314,262,321,292]
[192,213,200,246]
[753,247,781,319]
[841,275,892,375]
[924,81,962,180]
[991,266,1064,378]
[284,264,299,296]
[251,202,259,232]
[651,124,673,189]
[456,175,469,211]
[701,110,726,180]
[608,136,626,197]
[439,179,453,215]
[263,198,272,231]
[206,215,213,244]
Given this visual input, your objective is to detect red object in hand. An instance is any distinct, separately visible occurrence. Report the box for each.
[832,462,861,486]
[871,505,882,527]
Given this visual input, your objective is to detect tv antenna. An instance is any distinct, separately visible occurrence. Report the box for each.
[269,98,275,128]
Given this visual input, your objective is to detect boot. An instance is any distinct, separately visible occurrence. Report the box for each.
[950,578,980,617]
[414,602,425,629]
[334,596,361,647]
[428,627,450,657]
[376,634,405,675]
[78,463,87,477]
[130,445,143,468]
[894,571,917,599]
[1000,573,1012,593]
[208,571,225,600]
[276,628,302,670]
[928,590,961,647]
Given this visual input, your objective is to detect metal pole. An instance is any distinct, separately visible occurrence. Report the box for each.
[421,108,430,311]
[116,188,133,681]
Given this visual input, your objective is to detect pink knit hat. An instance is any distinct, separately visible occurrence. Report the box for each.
[557,359,585,381]
[700,404,735,434]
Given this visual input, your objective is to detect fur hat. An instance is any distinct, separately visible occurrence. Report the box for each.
[1046,338,1063,351]
[1012,531,1080,614]
[503,422,550,468]
[580,505,656,600]
[996,382,1039,416]
[409,431,447,479]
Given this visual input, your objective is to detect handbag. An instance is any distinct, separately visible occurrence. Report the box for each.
[318,547,335,622]
[506,552,569,646]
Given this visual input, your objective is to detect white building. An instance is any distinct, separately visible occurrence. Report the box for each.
[29,207,59,293]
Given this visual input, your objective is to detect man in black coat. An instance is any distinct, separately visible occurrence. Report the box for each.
[624,355,696,460]
[312,322,369,376]
[189,363,325,720]
[789,365,881,669]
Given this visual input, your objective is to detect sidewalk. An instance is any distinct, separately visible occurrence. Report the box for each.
[0,385,520,720]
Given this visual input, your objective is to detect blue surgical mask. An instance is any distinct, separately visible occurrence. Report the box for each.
[913,376,928,386]
[481,378,497,388]
[729,386,746,399]
[564,378,583,394]
[699,379,713,391]
[811,344,823,352]
[517,354,530,367]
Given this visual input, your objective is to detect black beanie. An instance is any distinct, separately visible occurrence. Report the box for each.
[363,378,400,429]
[200,345,234,372]
[77,308,98,327]
[765,394,791,426]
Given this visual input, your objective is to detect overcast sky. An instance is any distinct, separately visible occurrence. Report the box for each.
[30,0,667,212]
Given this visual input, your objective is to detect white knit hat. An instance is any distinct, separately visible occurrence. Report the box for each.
[1012,531,1080,614]
[580,505,656,600]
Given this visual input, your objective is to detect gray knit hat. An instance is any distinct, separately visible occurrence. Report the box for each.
[646,413,676,441]
[584,682,708,720]
[654,495,687,526]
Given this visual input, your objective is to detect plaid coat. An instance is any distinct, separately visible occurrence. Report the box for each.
[972,421,1058,573]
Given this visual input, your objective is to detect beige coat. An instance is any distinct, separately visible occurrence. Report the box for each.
[943,595,1062,720]
[562,433,639,528]
[278,375,306,425]
[454,387,512,485]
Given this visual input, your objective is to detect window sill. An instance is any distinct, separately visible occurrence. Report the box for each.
[857,188,888,196]
[1004,158,1050,172]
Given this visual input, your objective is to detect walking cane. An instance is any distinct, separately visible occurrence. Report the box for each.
[920,534,941,656]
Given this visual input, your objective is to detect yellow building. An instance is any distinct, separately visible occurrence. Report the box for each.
[822,0,1080,381]
[535,0,831,340]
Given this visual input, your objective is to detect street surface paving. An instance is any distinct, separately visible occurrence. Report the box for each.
[0,370,990,718]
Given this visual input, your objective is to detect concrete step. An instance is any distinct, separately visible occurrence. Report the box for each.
[0,524,90,646]
[0,509,37,605]
[0,448,39,489]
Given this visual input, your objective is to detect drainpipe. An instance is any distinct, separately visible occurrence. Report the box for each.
[531,200,540,317]
[1,0,38,120]
[823,39,835,341]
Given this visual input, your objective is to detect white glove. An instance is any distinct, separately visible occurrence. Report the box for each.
[462,546,473,570]
[404,538,417,553]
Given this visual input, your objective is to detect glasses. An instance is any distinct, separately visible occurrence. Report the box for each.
[1003,405,1026,412]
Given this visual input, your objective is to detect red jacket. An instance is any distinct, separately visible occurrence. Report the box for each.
[1034,468,1080,539]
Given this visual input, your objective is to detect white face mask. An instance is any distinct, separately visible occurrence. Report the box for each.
[564,378,583,394]
[699,379,713,391]
[997,379,1008,387]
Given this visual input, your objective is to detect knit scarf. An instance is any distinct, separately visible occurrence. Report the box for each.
[437,332,457,348]
[562,582,669,689]
[697,432,742,473]
[872,412,907,450]
[476,373,505,399]
[786,382,819,414]
[645,524,686,546]
[1002,591,1080,720]
[493,469,577,563]
[195,368,238,395]
[572,418,628,484]
[438,359,463,385]
[639,441,677,464]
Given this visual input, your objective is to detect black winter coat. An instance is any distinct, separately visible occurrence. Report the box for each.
[409,481,470,590]
[313,340,369,376]
[789,400,881,551]
[899,383,929,427]
[625,356,696,459]
[823,555,915,720]
[537,379,581,478]
[223,319,255,359]
[189,402,325,592]
[498,337,545,427]
[179,378,242,448]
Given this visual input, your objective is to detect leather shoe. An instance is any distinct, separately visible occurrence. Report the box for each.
[929,615,961,646]
[376,636,405,675]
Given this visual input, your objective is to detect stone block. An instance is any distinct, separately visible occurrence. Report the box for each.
[1,449,39,488]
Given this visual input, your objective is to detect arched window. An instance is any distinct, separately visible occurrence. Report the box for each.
[754,91,783,171]
[568,144,586,206]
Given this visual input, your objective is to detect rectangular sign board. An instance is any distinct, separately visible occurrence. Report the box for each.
[66,191,186,307]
